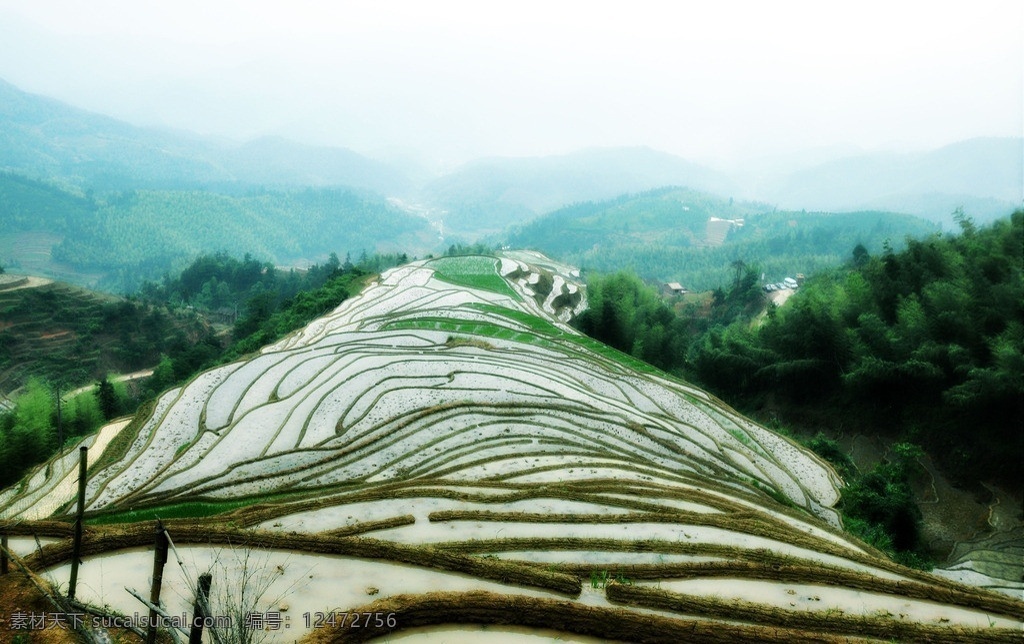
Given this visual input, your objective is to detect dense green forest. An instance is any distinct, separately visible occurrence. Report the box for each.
[135,250,421,388]
[0,172,435,291]
[574,261,770,374]
[0,376,134,489]
[54,189,423,269]
[139,251,337,313]
[509,187,939,291]
[0,281,212,393]
[0,171,96,232]
[572,211,1023,565]
[687,211,1023,480]
[573,272,695,372]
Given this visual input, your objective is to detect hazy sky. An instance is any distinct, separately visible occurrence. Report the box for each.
[0,1,1021,167]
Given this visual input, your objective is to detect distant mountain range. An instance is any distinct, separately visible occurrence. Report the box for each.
[0,78,411,194]
[415,139,1021,235]
[1,76,1019,261]
[0,74,1019,290]
[417,147,739,234]
[758,138,1023,227]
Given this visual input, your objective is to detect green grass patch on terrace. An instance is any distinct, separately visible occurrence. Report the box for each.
[383,318,544,346]
[466,303,664,376]
[468,303,659,374]
[400,300,674,379]
[428,255,519,299]
[562,334,664,376]
[467,302,565,335]
[384,290,684,388]
[85,498,259,524]
[82,484,352,525]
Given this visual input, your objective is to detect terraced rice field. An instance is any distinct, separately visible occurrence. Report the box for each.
[0,280,126,391]
[2,252,1022,642]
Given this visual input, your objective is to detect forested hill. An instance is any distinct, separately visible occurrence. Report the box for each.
[0,279,209,395]
[688,211,1024,485]
[564,213,1022,565]
[508,187,938,291]
[0,171,95,232]
[54,188,435,287]
[0,173,437,291]
[0,78,411,194]
[417,147,738,234]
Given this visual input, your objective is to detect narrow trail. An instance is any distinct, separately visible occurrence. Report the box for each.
[67,369,155,398]
[754,287,796,327]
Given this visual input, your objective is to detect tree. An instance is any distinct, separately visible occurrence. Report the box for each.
[574,271,692,373]
[0,378,56,486]
[326,252,341,274]
[149,354,176,393]
[841,443,924,553]
[96,376,119,420]
[14,378,53,440]
[730,259,747,290]
[687,322,772,396]
[852,243,870,267]
[952,207,976,237]
[758,280,852,399]
[64,391,104,438]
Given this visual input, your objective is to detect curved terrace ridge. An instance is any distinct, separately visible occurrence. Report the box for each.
[2,251,1021,642]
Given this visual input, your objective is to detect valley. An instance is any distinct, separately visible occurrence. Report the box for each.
[0,72,1021,643]
[1,253,1021,642]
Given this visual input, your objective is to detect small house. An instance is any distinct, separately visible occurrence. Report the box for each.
[665,282,688,296]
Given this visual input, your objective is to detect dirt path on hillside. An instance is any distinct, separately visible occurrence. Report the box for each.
[755,288,797,327]
[67,369,155,397]
[768,287,795,307]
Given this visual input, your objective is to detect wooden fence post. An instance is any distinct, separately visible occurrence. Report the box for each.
[1,532,8,575]
[146,521,169,644]
[188,573,213,644]
[68,445,87,599]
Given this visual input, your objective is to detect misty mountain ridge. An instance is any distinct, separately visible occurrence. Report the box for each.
[1,77,1019,238]
[0,78,410,194]
[417,146,738,233]
[761,137,1023,227]
[4,73,1019,268]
